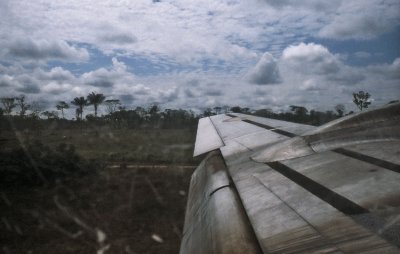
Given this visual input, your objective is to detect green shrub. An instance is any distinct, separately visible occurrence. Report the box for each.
[0,140,101,188]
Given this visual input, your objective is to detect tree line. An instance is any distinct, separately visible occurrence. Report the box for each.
[0,90,389,130]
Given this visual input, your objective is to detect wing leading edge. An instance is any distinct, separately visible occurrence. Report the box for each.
[181,103,400,254]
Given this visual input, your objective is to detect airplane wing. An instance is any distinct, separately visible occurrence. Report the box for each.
[180,103,400,254]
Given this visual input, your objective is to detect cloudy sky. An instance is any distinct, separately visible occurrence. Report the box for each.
[1,0,399,115]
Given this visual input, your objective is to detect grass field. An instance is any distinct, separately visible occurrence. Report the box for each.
[1,127,199,164]
[1,127,199,253]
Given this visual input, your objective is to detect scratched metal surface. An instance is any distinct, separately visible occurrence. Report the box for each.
[342,141,400,165]
[228,113,315,135]
[193,117,224,156]
[209,114,265,142]
[181,104,400,253]
[253,164,398,253]
[252,104,400,163]
[221,146,399,253]
[180,151,261,254]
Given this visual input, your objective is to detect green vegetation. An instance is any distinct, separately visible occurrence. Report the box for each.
[70,96,88,120]
[87,92,106,117]
[56,101,70,119]
[1,128,197,164]
[0,140,100,188]
[0,117,196,253]
[1,90,374,126]
[353,90,372,111]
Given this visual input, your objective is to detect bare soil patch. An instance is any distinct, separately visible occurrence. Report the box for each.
[1,165,195,254]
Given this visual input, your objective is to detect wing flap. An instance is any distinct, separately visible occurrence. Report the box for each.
[180,151,261,254]
[223,149,399,253]
[253,166,398,253]
[193,117,224,156]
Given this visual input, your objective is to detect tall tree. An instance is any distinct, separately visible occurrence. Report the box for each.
[147,104,161,123]
[135,106,146,118]
[75,108,82,120]
[0,97,16,115]
[29,101,45,119]
[87,92,106,117]
[213,106,222,114]
[56,101,69,119]
[104,99,121,114]
[71,97,88,120]
[254,108,273,117]
[290,105,308,116]
[230,106,242,113]
[202,108,214,117]
[222,105,230,113]
[353,91,371,111]
[148,104,160,115]
[15,95,30,117]
[334,104,345,117]
[41,111,58,119]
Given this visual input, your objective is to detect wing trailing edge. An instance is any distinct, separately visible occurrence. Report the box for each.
[193,117,224,157]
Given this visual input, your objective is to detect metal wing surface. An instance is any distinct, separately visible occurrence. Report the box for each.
[180,103,400,254]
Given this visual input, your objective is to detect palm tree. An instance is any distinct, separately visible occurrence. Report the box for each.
[56,101,69,119]
[75,108,82,121]
[71,97,88,120]
[87,92,106,117]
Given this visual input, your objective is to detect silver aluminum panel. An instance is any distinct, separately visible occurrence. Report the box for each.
[230,129,287,151]
[342,141,400,165]
[181,104,400,253]
[282,151,400,210]
[253,167,399,253]
[230,113,316,135]
[210,114,266,142]
[180,151,261,254]
[193,117,224,156]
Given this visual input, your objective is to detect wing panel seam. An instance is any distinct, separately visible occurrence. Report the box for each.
[209,116,226,146]
[264,161,400,248]
[333,148,400,174]
[227,114,400,173]
[265,161,368,215]
[251,173,344,253]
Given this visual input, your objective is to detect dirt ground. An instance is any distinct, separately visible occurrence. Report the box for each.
[1,164,195,254]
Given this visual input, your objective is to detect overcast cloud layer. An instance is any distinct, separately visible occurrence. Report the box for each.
[0,0,399,116]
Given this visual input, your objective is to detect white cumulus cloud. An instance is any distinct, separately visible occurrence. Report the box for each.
[1,38,89,63]
[246,53,281,85]
[282,43,340,75]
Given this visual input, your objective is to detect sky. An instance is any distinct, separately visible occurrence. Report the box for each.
[0,0,399,116]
